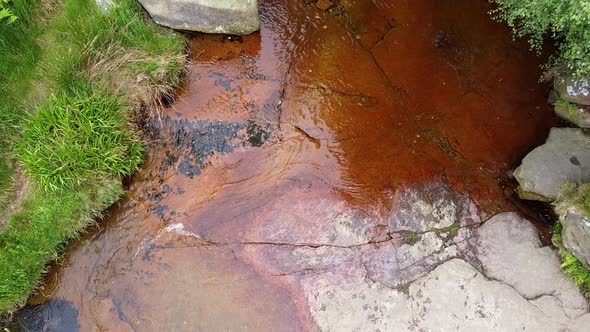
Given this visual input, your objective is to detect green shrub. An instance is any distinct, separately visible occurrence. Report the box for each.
[492,0,590,76]
[17,84,143,191]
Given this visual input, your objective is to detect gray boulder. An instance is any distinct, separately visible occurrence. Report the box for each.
[514,128,590,201]
[474,213,579,303]
[555,74,590,106]
[139,0,260,35]
[561,210,590,270]
[555,103,590,128]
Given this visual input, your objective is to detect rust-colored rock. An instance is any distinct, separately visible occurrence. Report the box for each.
[316,0,333,11]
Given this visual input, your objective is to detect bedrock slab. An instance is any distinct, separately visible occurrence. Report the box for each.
[300,212,589,331]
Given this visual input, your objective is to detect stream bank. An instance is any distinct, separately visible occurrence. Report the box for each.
[9,0,590,330]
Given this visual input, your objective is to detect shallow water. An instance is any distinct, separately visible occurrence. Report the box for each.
[12,0,557,330]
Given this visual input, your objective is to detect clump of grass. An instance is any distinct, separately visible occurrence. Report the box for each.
[17,84,143,191]
[0,0,19,25]
[552,222,590,298]
[0,0,186,313]
[40,0,185,106]
[0,0,40,210]
[0,179,124,311]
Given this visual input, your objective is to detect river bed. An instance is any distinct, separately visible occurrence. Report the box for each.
[12,0,561,330]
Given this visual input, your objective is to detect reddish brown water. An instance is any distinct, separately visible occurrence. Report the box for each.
[13,0,557,330]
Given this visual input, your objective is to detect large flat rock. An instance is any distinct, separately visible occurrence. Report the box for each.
[514,128,590,201]
[302,212,590,331]
[473,213,588,318]
[139,0,260,35]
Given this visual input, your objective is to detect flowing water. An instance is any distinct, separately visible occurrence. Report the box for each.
[12,0,558,330]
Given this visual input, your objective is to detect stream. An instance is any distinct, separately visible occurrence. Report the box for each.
[12,0,560,330]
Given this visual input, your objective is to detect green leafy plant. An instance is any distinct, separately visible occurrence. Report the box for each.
[492,0,590,76]
[0,0,17,24]
[17,84,144,191]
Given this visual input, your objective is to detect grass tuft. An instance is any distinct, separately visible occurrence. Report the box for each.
[17,84,143,192]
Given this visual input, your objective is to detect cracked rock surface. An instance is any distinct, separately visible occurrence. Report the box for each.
[301,211,588,331]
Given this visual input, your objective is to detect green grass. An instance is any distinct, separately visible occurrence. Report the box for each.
[0,0,40,207]
[0,180,124,311]
[552,222,590,298]
[0,0,185,313]
[0,0,18,24]
[17,84,143,191]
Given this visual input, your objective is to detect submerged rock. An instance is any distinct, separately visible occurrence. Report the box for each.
[139,0,260,35]
[554,102,590,128]
[388,180,480,232]
[315,0,333,11]
[9,300,79,332]
[555,74,590,106]
[514,128,590,201]
[561,210,590,270]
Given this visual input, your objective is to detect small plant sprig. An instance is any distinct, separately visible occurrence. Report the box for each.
[0,0,17,24]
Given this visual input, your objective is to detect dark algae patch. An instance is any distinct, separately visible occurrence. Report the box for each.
[8,299,79,332]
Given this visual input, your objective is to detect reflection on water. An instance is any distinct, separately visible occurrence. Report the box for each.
[18,0,557,330]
